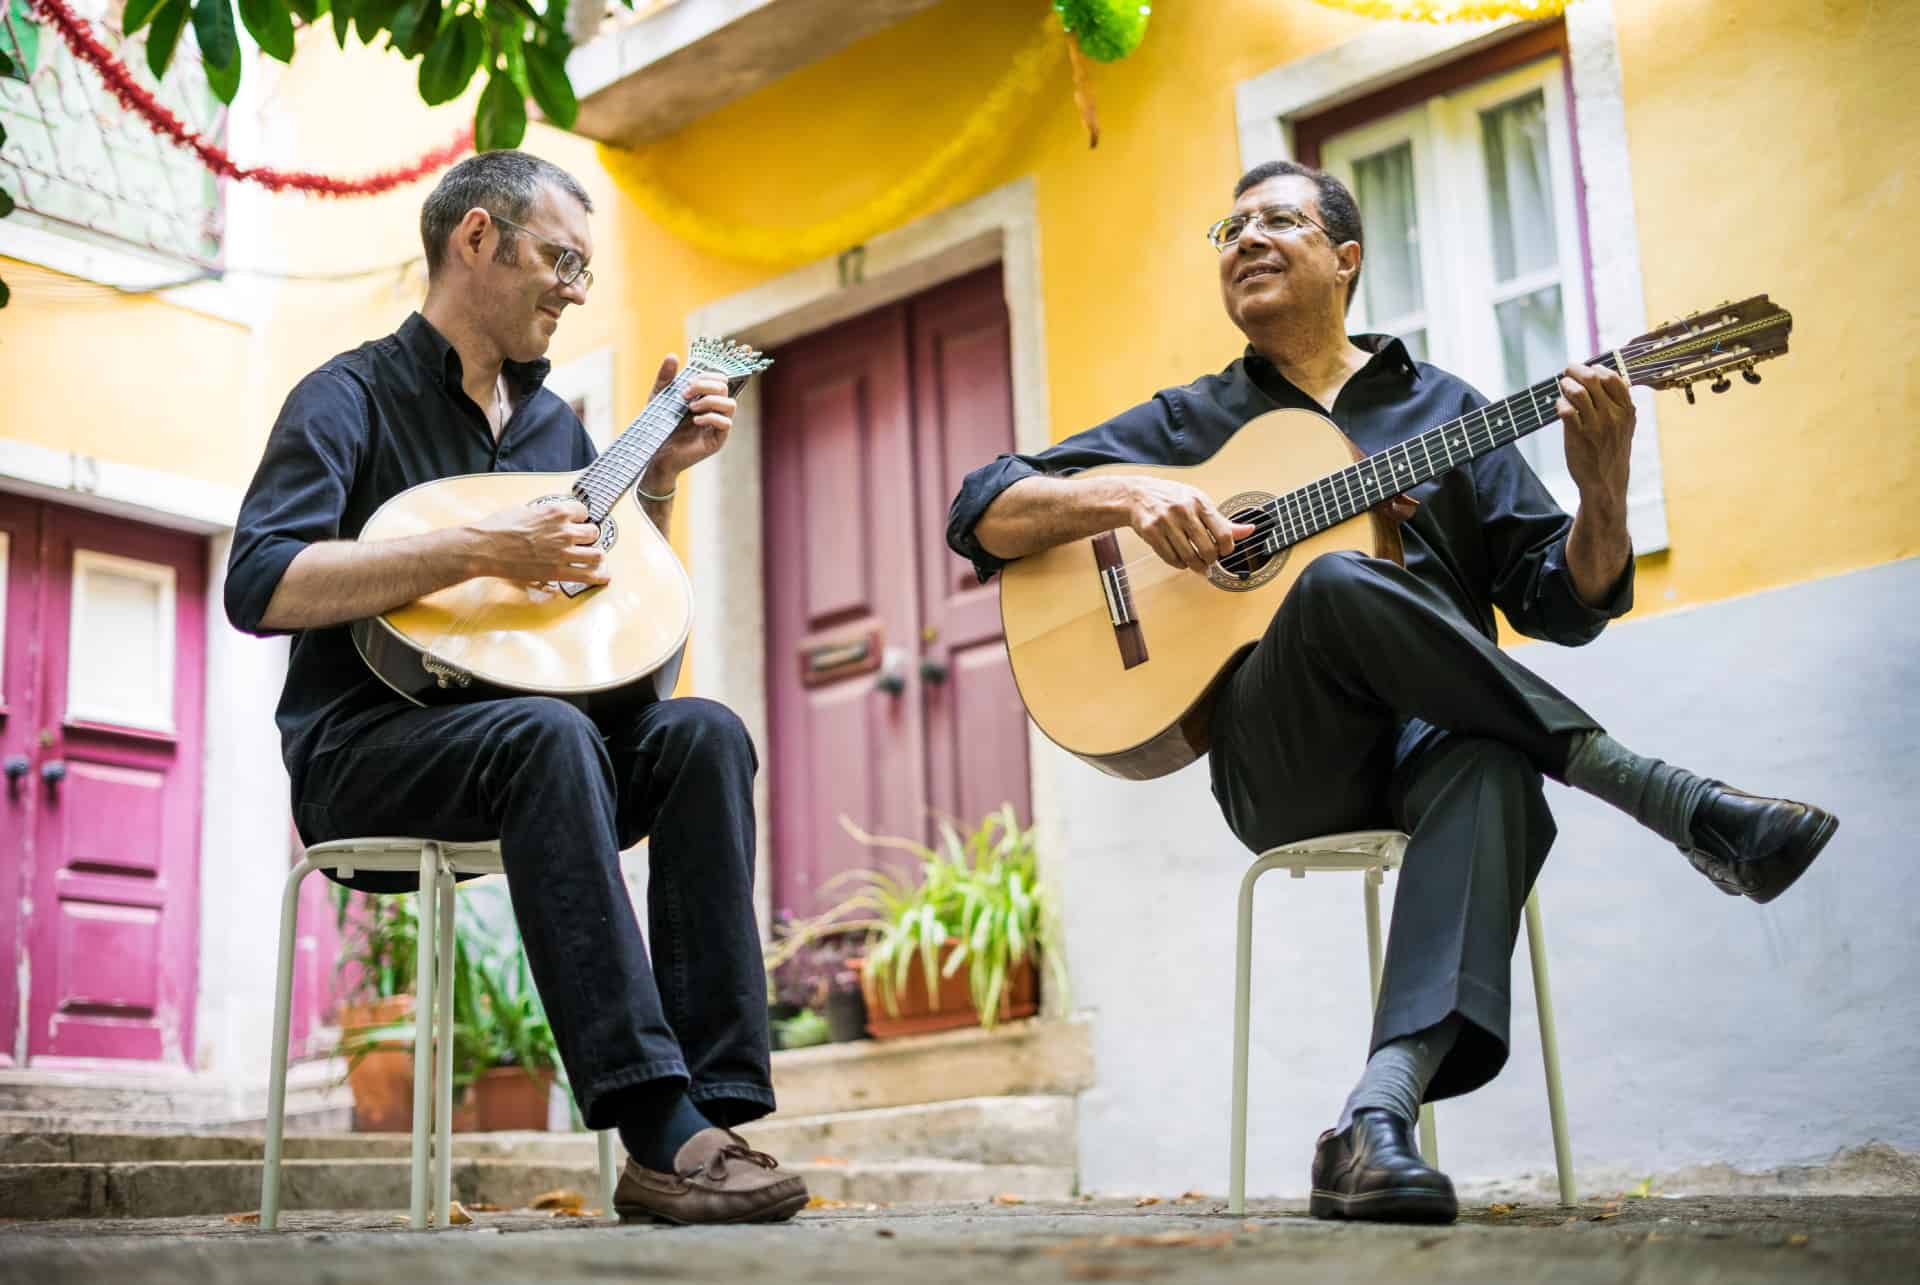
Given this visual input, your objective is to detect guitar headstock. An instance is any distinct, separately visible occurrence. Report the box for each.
[1620,295,1791,404]
[687,336,774,397]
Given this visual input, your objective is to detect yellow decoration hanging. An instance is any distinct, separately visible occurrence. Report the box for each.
[1305,0,1569,21]
[598,12,1066,271]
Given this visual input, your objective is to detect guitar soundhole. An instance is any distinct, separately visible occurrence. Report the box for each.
[1209,492,1288,592]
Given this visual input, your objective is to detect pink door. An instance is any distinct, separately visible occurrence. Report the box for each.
[0,493,39,1067]
[762,265,1032,915]
[0,498,206,1066]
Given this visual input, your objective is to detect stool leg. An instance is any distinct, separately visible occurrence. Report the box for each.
[1418,1103,1439,1170]
[1229,858,1275,1216]
[262,857,319,1231]
[1525,891,1576,1206]
[409,844,438,1230]
[434,864,457,1223]
[599,1130,617,1219]
[1363,871,1384,1007]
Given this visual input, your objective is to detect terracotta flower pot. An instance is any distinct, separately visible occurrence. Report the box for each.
[858,944,1039,1040]
[339,995,483,1132]
[473,1066,556,1132]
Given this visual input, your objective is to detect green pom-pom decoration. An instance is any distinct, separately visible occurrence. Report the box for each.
[1054,0,1151,64]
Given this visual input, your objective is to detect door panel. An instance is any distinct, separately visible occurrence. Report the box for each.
[24,504,206,1065]
[763,305,925,915]
[910,265,1032,833]
[0,493,42,1067]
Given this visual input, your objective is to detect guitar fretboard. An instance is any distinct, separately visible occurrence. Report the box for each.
[1247,372,1569,553]
[571,371,700,520]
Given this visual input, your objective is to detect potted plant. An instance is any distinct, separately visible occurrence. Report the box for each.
[463,942,563,1131]
[765,914,870,1045]
[332,889,422,1132]
[825,805,1066,1039]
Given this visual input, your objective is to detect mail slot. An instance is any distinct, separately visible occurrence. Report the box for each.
[799,626,883,687]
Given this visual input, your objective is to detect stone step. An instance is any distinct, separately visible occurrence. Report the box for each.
[0,1060,352,1132]
[789,1159,1075,1205]
[0,1129,604,1166]
[770,1016,1094,1117]
[740,1095,1075,1167]
[0,1151,1073,1219]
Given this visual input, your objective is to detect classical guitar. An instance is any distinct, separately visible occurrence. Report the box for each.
[351,337,773,715]
[997,296,1793,780]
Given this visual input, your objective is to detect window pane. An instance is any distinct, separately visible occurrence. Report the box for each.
[1351,141,1423,325]
[1400,329,1429,363]
[1481,90,1557,283]
[69,557,174,731]
[1496,283,1565,391]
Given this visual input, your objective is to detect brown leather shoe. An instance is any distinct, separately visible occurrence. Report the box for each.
[613,1127,809,1225]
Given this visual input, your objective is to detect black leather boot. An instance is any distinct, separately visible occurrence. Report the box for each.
[1310,1108,1457,1223]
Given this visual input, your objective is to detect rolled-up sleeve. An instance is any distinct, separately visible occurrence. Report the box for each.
[225,371,366,636]
[945,396,1182,584]
[1473,436,1633,646]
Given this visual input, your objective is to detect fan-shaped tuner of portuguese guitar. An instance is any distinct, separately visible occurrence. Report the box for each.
[351,336,773,717]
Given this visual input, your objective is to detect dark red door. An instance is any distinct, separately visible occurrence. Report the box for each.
[762,265,1031,916]
[0,497,207,1066]
[0,493,39,1067]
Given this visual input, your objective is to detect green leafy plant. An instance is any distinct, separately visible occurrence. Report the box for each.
[773,1007,829,1049]
[780,805,1066,1031]
[332,883,421,1005]
[0,0,37,308]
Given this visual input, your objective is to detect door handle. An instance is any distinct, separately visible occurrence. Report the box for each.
[4,755,26,799]
[41,760,66,792]
[918,656,950,684]
[875,646,908,696]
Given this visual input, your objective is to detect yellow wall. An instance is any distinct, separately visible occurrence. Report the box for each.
[5,0,1914,621]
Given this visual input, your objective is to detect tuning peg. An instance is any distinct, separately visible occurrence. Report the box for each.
[1711,375,1732,394]
[1741,368,1762,385]
[1683,382,1696,405]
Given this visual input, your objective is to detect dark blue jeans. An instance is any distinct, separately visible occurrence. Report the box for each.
[295,695,773,1130]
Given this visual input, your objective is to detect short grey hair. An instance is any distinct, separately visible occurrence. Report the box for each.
[420,150,593,278]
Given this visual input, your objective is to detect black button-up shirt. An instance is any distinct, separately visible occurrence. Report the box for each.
[946,334,1631,647]
[225,312,596,792]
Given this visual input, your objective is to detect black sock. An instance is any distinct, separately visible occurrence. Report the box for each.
[616,1088,711,1173]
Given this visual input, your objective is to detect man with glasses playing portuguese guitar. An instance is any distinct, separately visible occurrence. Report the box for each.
[946,161,1837,1222]
[228,151,807,1226]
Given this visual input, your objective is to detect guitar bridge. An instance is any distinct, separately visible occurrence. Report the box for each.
[1091,532,1148,670]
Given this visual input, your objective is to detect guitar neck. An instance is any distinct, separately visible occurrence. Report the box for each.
[1261,362,1595,546]
[571,372,701,520]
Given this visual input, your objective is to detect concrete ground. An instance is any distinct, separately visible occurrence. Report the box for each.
[2,1194,1915,1284]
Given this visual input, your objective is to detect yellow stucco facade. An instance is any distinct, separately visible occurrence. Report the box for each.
[4,0,1913,617]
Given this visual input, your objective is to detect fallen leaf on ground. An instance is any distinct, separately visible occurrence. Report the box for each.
[805,1195,850,1210]
[812,1155,850,1166]
[1590,1210,1621,1221]
[465,1202,507,1213]
[446,1201,473,1225]
[1785,1233,1810,1247]
[1046,1232,1232,1254]
[1175,1190,1209,1203]
[1488,1203,1515,1215]
[225,1212,260,1225]
[993,1193,1026,1205]
[530,1188,587,1213]
[1064,1266,1158,1281]
[876,1228,896,1238]
[1133,1195,1161,1207]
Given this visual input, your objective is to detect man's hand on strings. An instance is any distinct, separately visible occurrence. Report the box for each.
[1125,477,1257,574]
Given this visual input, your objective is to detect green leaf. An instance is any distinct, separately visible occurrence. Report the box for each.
[0,186,12,218]
[0,48,12,83]
[239,0,295,61]
[499,35,529,97]
[330,0,353,46]
[388,0,440,58]
[0,0,37,77]
[146,1,189,79]
[287,0,327,21]
[353,0,402,44]
[523,40,576,129]
[0,275,10,308]
[474,66,526,150]
[192,0,240,72]
[205,38,243,102]
[123,0,170,35]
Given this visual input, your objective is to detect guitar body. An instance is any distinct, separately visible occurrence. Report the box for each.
[350,470,691,719]
[998,409,1402,780]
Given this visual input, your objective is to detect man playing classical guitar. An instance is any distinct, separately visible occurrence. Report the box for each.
[227,151,806,1226]
[946,161,1836,1223]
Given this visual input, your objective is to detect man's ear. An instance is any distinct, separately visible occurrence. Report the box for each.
[453,207,492,269]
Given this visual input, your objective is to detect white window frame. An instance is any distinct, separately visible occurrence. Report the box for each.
[66,548,177,734]
[0,14,270,329]
[1235,3,1668,552]
[1322,59,1591,510]
[543,346,619,452]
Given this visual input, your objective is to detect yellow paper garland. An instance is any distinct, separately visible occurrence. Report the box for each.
[1306,0,1569,20]
[598,12,1066,270]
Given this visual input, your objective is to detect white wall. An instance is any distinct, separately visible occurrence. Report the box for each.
[1061,557,1920,1196]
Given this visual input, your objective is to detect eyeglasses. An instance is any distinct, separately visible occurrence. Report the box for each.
[1206,204,1333,253]
[488,212,594,291]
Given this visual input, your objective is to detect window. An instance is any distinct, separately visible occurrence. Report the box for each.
[0,0,226,270]
[1316,58,1589,509]
[1239,14,1669,551]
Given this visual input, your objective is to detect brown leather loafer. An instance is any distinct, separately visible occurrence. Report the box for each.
[613,1127,809,1226]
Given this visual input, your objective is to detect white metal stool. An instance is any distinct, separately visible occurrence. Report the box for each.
[262,837,618,1230]
[1228,829,1575,1214]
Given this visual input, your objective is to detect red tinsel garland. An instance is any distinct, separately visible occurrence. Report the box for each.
[24,0,472,196]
